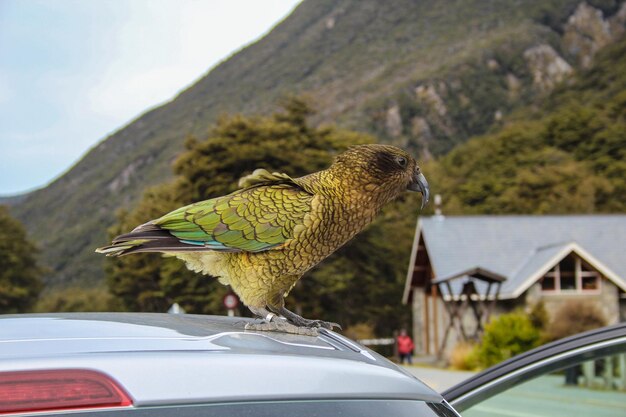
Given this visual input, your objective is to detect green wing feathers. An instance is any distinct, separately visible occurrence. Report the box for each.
[157,185,312,252]
[97,181,313,256]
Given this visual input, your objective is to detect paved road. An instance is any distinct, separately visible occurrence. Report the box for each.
[401,365,475,391]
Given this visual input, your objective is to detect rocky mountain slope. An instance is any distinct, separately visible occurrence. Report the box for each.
[428,35,626,215]
[8,0,625,287]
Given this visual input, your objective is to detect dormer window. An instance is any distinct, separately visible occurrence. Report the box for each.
[540,253,601,293]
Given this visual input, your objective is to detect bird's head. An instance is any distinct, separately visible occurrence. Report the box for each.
[330,144,429,209]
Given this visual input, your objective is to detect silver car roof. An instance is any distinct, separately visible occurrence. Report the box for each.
[0,313,441,406]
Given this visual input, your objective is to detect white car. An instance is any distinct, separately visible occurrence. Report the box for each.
[0,313,458,416]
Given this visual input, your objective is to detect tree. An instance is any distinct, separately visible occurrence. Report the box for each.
[0,206,43,312]
[425,37,626,215]
[427,106,624,215]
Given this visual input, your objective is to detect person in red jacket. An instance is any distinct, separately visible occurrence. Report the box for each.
[397,329,415,365]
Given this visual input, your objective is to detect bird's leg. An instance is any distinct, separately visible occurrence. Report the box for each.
[247,306,279,321]
[244,305,319,336]
[265,292,341,330]
[272,306,341,331]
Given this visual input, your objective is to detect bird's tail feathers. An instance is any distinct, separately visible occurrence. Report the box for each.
[95,239,150,257]
[95,222,214,257]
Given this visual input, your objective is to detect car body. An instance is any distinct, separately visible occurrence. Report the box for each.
[443,322,626,417]
[0,313,459,416]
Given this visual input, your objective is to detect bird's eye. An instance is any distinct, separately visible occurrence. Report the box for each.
[396,156,407,168]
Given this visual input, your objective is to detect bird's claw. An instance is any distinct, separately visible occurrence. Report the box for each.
[274,307,342,331]
[244,320,319,336]
[248,306,342,333]
[304,319,341,330]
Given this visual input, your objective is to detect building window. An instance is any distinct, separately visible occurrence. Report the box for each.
[541,275,556,291]
[540,253,601,294]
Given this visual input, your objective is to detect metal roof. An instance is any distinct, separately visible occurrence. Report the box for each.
[0,313,442,405]
[404,215,626,300]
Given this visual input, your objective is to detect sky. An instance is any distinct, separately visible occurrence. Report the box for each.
[0,0,302,196]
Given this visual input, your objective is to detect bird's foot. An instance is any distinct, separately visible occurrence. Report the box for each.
[245,306,341,335]
[276,307,341,331]
[244,317,320,336]
[292,317,341,330]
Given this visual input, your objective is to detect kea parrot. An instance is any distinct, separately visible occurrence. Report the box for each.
[96,144,429,335]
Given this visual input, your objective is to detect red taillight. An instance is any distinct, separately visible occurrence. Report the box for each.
[0,369,133,415]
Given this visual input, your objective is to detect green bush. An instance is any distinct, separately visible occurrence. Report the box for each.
[0,206,43,313]
[474,311,541,368]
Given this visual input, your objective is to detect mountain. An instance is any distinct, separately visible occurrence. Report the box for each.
[0,193,28,206]
[428,35,626,214]
[8,0,625,287]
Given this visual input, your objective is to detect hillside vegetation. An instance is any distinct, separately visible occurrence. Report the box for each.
[428,36,626,214]
[11,0,623,287]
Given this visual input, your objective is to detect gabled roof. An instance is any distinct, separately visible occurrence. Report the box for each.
[404,215,626,301]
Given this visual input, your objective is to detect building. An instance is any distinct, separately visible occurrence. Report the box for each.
[403,215,626,357]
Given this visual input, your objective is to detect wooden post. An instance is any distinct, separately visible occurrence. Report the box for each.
[485,282,501,324]
[483,282,493,326]
[431,284,439,356]
[438,282,459,358]
[393,329,399,362]
[423,286,430,355]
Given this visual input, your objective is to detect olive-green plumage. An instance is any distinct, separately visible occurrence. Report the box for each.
[97,144,429,327]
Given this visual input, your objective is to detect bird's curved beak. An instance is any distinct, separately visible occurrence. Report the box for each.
[408,172,430,210]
